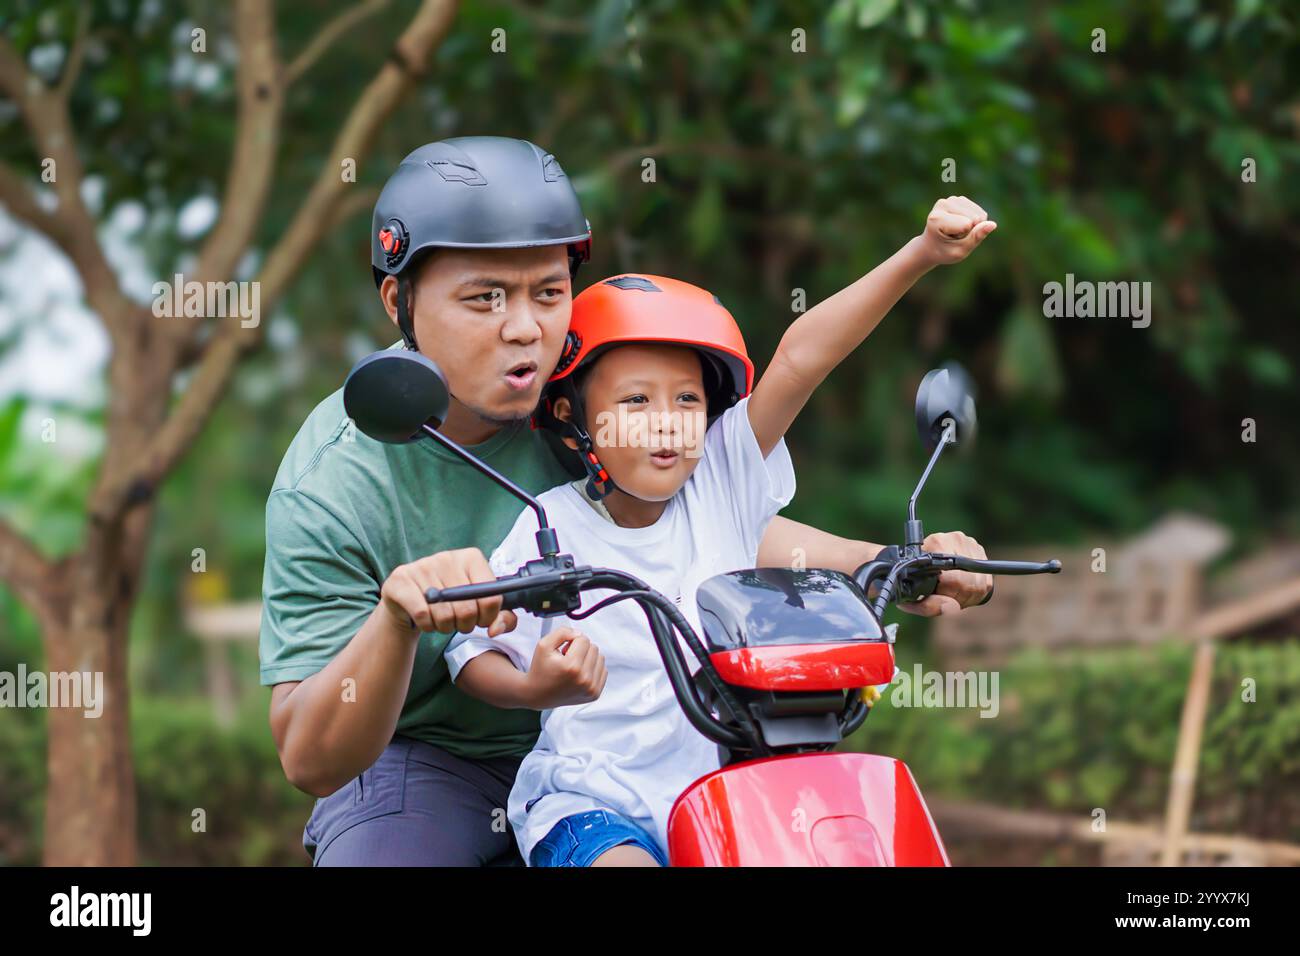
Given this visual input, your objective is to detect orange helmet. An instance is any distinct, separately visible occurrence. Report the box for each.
[551,274,753,400]
[541,274,753,498]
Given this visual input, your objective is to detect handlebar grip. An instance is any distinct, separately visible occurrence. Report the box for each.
[424,578,522,605]
[424,568,580,613]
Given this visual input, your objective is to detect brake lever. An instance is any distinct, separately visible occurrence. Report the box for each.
[424,555,593,617]
[909,553,1061,608]
[925,553,1063,575]
[857,544,1062,619]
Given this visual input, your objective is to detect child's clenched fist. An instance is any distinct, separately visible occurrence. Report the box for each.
[523,626,608,708]
[919,195,997,266]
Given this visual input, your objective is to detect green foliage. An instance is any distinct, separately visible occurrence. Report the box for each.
[851,639,1300,841]
[2,0,1298,862]
[5,0,1299,561]
[0,695,314,866]
[0,396,98,560]
[131,696,314,865]
[0,701,45,866]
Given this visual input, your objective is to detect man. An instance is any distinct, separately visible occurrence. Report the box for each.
[260,136,992,866]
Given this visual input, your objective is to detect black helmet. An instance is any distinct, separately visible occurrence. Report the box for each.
[371,137,591,347]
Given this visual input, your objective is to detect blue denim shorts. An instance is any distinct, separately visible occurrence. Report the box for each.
[529,809,669,867]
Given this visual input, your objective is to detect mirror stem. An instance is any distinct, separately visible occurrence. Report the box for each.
[905,419,956,547]
[418,424,558,555]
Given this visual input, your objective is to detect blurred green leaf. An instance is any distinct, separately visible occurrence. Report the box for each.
[996,306,1064,401]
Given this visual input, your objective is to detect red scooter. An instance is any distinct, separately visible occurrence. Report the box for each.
[344,354,1061,866]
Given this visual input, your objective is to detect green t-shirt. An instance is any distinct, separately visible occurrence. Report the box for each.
[258,386,575,759]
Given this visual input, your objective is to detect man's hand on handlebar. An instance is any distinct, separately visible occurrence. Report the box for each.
[898,531,993,617]
[380,547,519,636]
[523,626,608,709]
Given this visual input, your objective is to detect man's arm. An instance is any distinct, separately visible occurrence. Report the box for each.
[270,602,420,797]
[757,514,882,575]
[747,197,996,457]
[269,548,512,797]
[757,515,992,616]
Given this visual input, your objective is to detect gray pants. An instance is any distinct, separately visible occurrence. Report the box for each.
[303,735,524,866]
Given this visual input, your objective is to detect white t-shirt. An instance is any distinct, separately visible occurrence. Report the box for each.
[445,397,796,863]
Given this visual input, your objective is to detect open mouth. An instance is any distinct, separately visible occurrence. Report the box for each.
[503,361,538,391]
[650,449,680,468]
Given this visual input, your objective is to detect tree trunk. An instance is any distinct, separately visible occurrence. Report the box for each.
[42,618,136,866]
[41,499,155,866]
[1,0,459,866]
[40,320,165,865]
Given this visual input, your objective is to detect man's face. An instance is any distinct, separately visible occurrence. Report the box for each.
[382,245,572,428]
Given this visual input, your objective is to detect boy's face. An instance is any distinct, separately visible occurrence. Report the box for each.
[561,343,709,502]
[381,245,572,428]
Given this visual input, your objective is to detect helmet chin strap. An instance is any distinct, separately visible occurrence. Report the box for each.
[558,382,615,500]
[397,275,419,351]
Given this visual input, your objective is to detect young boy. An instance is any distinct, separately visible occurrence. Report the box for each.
[443,196,996,866]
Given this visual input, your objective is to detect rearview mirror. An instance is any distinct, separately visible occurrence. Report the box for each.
[341,348,560,555]
[915,362,977,452]
[343,350,450,443]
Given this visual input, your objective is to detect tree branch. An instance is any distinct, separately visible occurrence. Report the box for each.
[56,3,92,101]
[187,0,283,296]
[0,28,137,337]
[328,184,380,232]
[0,158,77,256]
[93,0,460,519]
[0,518,59,622]
[258,0,458,307]
[0,31,30,96]
[494,0,588,35]
[285,0,390,86]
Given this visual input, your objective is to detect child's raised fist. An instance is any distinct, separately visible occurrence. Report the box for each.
[920,195,997,266]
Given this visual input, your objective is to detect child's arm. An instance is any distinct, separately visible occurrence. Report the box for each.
[453,625,608,710]
[747,196,996,456]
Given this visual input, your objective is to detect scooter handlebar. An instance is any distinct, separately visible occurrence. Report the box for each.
[424,567,589,613]
[425,576,530,609]
[425,565,753,751]
[856,550,1062,618]
[428,580,520,600]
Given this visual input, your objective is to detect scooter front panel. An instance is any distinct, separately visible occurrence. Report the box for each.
[666,752,949,867]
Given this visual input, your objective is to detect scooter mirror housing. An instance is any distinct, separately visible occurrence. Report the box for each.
[343,350,451,443]
[915,362,978,452]
[341,349,561,557]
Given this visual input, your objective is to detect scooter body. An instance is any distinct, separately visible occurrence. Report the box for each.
[668,752,949,866]
[665,566,948,866]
